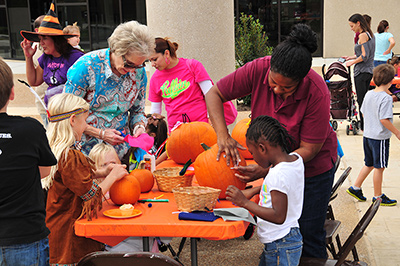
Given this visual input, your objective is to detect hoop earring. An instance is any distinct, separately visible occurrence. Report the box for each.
[165,57,170,65]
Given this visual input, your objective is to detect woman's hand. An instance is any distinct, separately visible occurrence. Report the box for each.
[20,39,37,59]
[231,164,269,182]
[103,129,125,145]
[225,185,249,207]
[217,135,246,166]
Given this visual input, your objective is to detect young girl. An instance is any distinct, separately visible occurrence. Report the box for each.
[44,93,128,265]
[225,115,304,266]
[63,22,83,51]
[89,142,120,185]
[146,113,168,164]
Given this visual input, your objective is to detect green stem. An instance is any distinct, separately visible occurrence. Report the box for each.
[200,143,211,151]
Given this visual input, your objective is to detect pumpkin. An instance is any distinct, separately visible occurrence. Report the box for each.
[109,175,141,205]
[194,143,247,199]
[167,121,217,164]
[156,159,184,170]
[129,169,154,193]
[231,117,252,159]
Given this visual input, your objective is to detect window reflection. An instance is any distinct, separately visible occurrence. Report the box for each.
[0,7,10,58]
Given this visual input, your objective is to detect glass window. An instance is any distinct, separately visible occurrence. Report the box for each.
[57,0,86,2]
[7,0,30,59]
[235,0,322,56]
[89,0,120,50]
[0,7,11,58]
[57,5,89,51]
[121,0,146,25]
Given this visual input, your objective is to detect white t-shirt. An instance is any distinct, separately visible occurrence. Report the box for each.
[257,152,305,243]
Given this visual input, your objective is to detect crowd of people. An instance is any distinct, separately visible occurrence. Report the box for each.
[1,3,400,266]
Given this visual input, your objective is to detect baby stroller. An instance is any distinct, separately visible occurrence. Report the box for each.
[322,61,360,135]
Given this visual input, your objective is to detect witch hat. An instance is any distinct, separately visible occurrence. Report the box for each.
[20,1,77,42]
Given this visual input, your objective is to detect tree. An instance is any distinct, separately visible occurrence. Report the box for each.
[235,13,273,106]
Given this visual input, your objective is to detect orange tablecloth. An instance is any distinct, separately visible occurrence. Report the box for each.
[75,159,261,247]
[75,189,249,247]
[370,76,400,86]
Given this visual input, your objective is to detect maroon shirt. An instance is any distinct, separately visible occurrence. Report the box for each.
[217,56,337,177]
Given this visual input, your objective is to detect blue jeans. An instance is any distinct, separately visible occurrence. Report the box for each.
[0,238,49,266]
[259,227,303,266]
[299,166,335,258]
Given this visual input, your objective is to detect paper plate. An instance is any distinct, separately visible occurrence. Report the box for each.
[103,209,142,219]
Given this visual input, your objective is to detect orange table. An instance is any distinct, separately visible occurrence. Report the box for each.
[370,76,400,86]
[75,189,249,266]
[75,159,261,265]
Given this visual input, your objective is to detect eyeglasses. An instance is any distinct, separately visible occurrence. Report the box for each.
[122,55,147,69]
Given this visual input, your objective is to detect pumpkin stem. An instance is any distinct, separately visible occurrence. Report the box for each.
[200,143,211,151]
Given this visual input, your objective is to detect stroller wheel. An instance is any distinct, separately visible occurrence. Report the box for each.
[332,121,338,131]
[346,125,350,135]
[352,121,358,135]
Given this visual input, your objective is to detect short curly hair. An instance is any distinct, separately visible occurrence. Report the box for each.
[108,21,155,57]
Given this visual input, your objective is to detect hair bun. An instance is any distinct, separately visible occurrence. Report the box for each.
[287,24,317,54]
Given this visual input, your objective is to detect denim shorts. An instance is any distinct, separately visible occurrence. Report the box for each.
[259,227,303,266]
[0,237,49,266]
[363,137,390,168]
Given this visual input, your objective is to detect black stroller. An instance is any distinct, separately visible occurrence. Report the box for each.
[322,61,360,135]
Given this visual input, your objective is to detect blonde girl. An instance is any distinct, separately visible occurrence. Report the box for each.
[44,93,127,265]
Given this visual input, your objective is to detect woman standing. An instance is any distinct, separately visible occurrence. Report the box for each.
[148,37,236,132]
[20,3,84,106]
[374,20,396,67]
[343,13,375,131]
[64,21,155,159]
[206,24,337,259]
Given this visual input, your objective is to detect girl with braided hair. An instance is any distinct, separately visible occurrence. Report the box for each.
[226,115,304,266]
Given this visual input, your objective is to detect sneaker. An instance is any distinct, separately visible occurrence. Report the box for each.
[347,186,367,201]
[373,194,397,206]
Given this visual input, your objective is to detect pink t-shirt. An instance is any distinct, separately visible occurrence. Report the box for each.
[149,58,211,131]
[217,56,338,178]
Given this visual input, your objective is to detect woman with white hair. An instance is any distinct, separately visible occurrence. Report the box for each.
[65,20,155,158]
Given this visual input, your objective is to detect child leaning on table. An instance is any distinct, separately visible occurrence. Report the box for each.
[43,93,128,265]
[89,142,170,253]
[347,64,400,206]
[226,115,304,266]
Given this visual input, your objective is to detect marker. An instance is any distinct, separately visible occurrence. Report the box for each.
[138,199,169,203]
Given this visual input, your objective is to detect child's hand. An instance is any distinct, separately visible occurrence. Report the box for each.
[231,164,268,182]
[225,185,249,207]
[109,164,128,181]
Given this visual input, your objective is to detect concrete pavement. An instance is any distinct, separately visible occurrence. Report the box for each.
[5,58,400,265]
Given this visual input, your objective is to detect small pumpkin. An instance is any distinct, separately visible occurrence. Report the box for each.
[194,143,247,199]
[129,169,154,193]
[231,117,252,159]
[109,175,141,205]
[167,121,217,164]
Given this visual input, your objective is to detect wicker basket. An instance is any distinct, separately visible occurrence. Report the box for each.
[172,186,221,212]
[153,167,194,192]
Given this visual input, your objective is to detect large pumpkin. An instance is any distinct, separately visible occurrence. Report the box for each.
[167,121,217,164]
[156,159,184,170]
[231,118,252,159]
[129,169,154,193]
[194,143,247,199]
[109,175,141,205]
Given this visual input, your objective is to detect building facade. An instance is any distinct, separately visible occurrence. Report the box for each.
[1,0,399,60]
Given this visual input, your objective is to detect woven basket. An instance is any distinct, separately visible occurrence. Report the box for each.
[153,167,193,192]
[172,186,221,212]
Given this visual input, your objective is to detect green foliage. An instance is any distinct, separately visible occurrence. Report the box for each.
[235,13,273,106]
